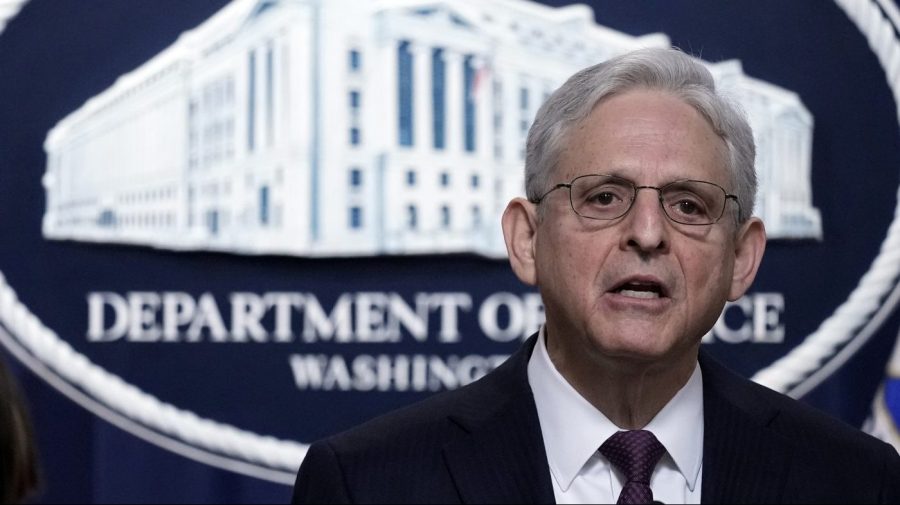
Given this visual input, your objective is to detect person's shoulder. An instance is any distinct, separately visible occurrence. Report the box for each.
[293,344,536,504]
[700,350,896,457]
[699,352,900,502]
[322,378,485,453]
[752,379,887,450]
[315,338,533,458]
[292,384,480,504]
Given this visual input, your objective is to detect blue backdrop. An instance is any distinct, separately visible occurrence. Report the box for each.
[1,0,899,502]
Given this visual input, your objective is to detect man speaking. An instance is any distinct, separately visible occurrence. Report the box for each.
[291,47,900,504]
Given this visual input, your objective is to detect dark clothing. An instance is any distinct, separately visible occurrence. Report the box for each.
[293,335,900,504]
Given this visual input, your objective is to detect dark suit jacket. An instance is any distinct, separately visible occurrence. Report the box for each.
[292,336,900,504]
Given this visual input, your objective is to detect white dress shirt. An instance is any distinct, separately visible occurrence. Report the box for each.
[527,327,704,504]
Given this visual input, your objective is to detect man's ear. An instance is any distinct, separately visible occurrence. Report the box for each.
[728,217,767,301]
[502,198,539,286]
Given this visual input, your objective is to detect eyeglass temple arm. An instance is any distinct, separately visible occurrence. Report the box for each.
[530,183,572,204]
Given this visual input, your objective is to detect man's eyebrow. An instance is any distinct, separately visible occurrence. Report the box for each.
[603,168,714,185]
[585,167,629,179]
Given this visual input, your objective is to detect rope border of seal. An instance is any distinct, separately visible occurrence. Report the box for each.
[752,0,900,397]
[0,0,897,485]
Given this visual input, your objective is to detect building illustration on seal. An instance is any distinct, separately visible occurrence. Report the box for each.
[41,0,823,258]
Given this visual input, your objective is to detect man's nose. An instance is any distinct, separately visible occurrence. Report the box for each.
[620,188,670,253]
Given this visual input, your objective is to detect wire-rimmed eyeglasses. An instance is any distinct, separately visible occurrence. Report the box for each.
[530,174,741,226]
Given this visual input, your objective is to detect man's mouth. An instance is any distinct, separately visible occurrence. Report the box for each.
[611,280,667,300]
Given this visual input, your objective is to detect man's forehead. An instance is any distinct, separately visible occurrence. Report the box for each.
[557,91,730,184]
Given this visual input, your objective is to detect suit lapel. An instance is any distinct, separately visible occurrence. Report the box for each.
[442,335,556,504]
[699,351,792,504]
[439,339,797,503]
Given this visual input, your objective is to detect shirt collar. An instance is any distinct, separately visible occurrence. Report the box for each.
[644,356,704,491]
[527,326,704,492]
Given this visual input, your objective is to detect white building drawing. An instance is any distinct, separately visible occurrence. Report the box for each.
[41,0,822,259]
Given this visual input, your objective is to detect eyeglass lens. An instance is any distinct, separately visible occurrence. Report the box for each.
[569,175,728,225]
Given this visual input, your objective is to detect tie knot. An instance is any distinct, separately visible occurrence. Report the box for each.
[599,430,666,485]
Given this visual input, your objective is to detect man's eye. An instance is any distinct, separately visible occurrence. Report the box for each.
[590,192,618,205]
[674,199,705,216]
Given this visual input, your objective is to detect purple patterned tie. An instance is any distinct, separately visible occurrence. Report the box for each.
[599,430,667,505]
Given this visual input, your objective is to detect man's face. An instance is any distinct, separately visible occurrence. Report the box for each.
[531,89,749,366]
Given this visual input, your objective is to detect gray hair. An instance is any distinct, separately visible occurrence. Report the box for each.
[525,47,756,224]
